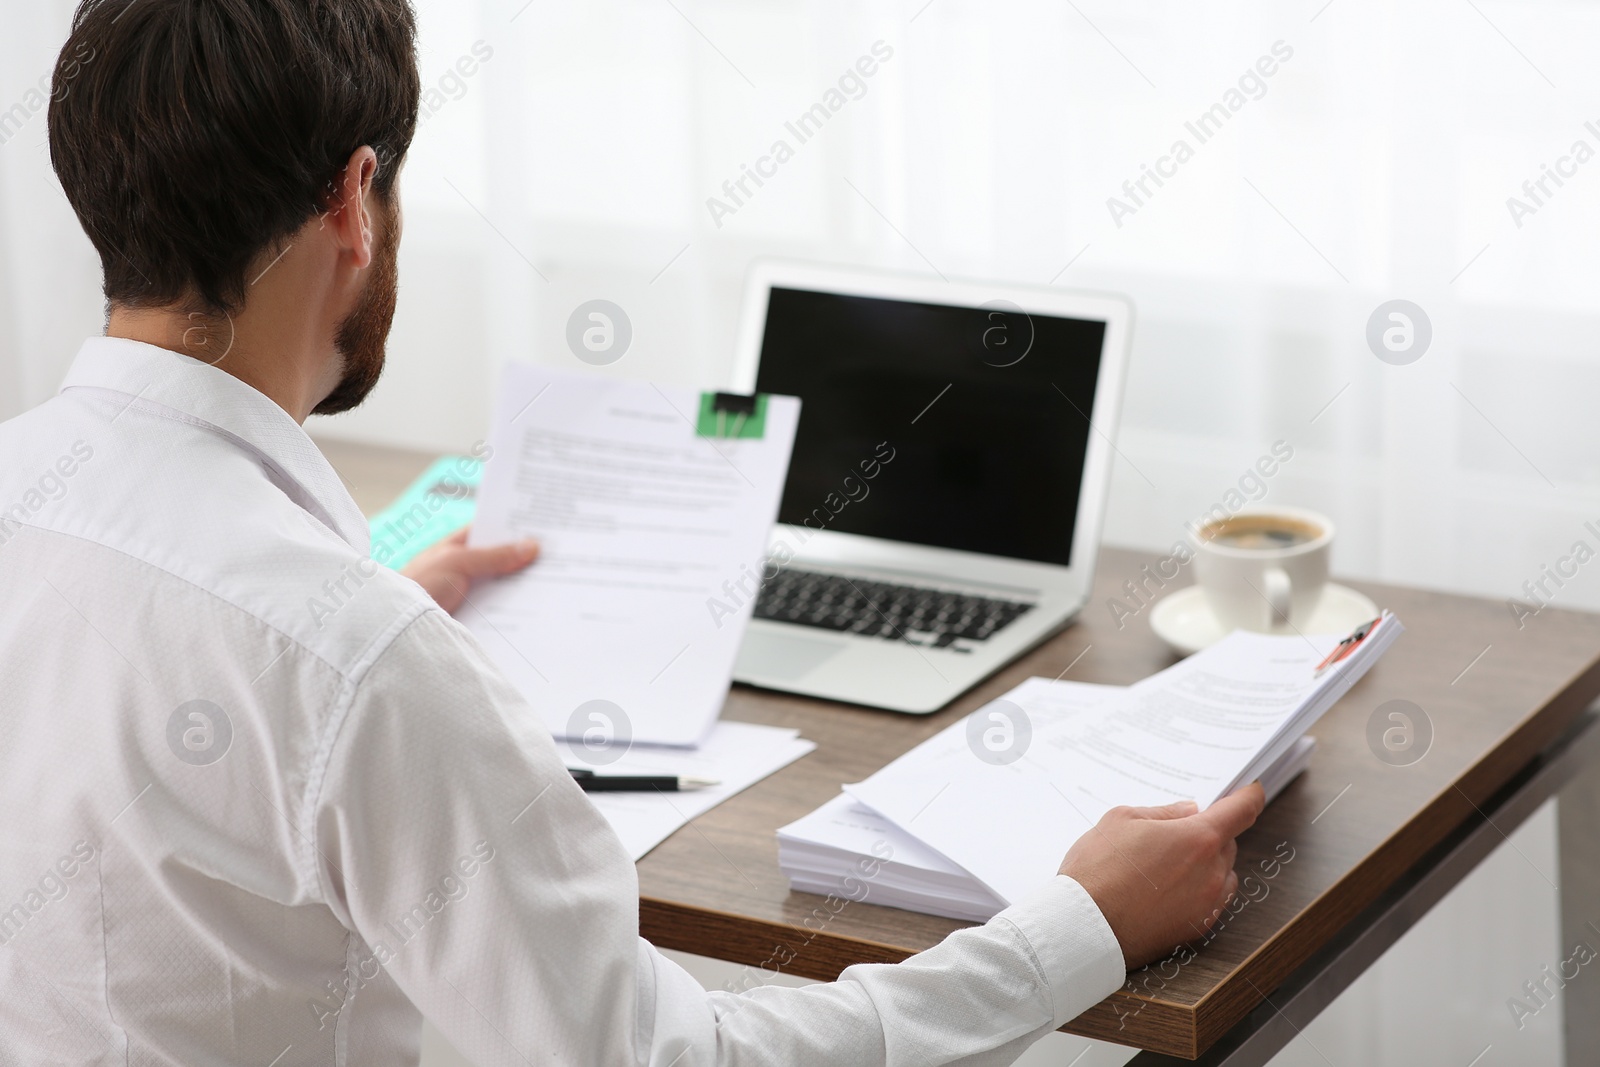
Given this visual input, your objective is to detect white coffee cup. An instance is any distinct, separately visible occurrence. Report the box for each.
[1192,506,1334,634]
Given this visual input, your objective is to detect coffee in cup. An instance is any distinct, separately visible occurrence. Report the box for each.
[1192,506,1333,634]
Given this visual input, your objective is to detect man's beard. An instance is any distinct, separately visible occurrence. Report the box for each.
[313,207,400,416]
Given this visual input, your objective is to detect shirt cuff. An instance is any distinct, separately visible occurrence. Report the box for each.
[995,875,1127,1026]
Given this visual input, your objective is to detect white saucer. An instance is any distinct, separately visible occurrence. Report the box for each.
[1149,583,1380,657]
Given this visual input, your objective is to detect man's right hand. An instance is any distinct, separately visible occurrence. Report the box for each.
[1058,782,1267,970]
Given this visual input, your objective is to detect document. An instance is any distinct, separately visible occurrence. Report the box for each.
[560,720,815,860]
[844,680,1131,906]
[464,364,800,746]
[780,732,1316,923]
[845,617,1399,905]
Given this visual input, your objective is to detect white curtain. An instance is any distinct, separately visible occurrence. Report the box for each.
[1,2,1590,1063]
[11,0,1598,612]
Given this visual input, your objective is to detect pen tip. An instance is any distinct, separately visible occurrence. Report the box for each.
[679,776,720,790]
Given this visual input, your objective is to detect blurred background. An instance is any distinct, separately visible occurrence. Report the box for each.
[2,1,1593,1063]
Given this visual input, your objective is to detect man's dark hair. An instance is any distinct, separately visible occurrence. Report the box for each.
[49,0,420,314]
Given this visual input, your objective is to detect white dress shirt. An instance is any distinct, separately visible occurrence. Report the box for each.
[0,337,1125,1066]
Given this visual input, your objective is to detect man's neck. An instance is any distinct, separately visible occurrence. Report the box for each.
[105,213,361,424]
[107,294,343,425]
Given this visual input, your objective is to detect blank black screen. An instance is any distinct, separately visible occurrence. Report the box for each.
[754,287,1105,567]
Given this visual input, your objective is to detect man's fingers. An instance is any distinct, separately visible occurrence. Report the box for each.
[1198,782,1265,839]
[1136,799,1199,821]
[456,539,540,577]
[1192,866,1240,939]
[1218,869,1240,910]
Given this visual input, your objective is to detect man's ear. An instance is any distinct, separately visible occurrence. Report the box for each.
[323,146,380,270]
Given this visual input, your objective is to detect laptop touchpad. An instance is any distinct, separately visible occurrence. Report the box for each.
[737,630,849,680]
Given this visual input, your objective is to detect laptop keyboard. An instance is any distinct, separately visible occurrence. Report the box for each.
[752,568,1035,651]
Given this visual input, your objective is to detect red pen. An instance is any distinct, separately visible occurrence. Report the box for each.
[1314,615,1382,676]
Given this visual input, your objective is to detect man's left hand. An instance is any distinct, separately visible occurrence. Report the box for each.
[401,527,539,613]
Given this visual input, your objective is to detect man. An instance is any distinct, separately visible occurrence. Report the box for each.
[0,1,1264,1063]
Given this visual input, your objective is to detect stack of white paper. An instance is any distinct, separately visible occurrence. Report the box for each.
[779,698,1316,922]
[781,614,1400,918]
[779,793,1007,922]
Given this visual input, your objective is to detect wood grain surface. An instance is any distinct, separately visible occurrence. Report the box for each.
[319,438,1600,1059]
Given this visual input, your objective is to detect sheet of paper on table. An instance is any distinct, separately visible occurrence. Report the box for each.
[559,720,815,860]
[463,363,800,746]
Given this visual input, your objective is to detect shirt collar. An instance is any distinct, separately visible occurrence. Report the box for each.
[59,337,371,553]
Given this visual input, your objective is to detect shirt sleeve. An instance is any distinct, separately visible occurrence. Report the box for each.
[311,608,1127,1067]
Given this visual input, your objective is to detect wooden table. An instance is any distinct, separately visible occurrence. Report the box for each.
[320,438,1600,1061]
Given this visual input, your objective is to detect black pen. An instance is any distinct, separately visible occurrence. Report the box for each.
[567,768,720,792]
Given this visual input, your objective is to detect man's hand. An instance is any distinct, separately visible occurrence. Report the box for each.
[1058,782,1267,970]
[400,527,539,614]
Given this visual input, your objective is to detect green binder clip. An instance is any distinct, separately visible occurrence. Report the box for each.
[696,391,768,439]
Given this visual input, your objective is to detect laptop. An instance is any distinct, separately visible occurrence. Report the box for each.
[728,260,1134,713]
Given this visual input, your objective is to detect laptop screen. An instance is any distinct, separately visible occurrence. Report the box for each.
[753,286,1106,568]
